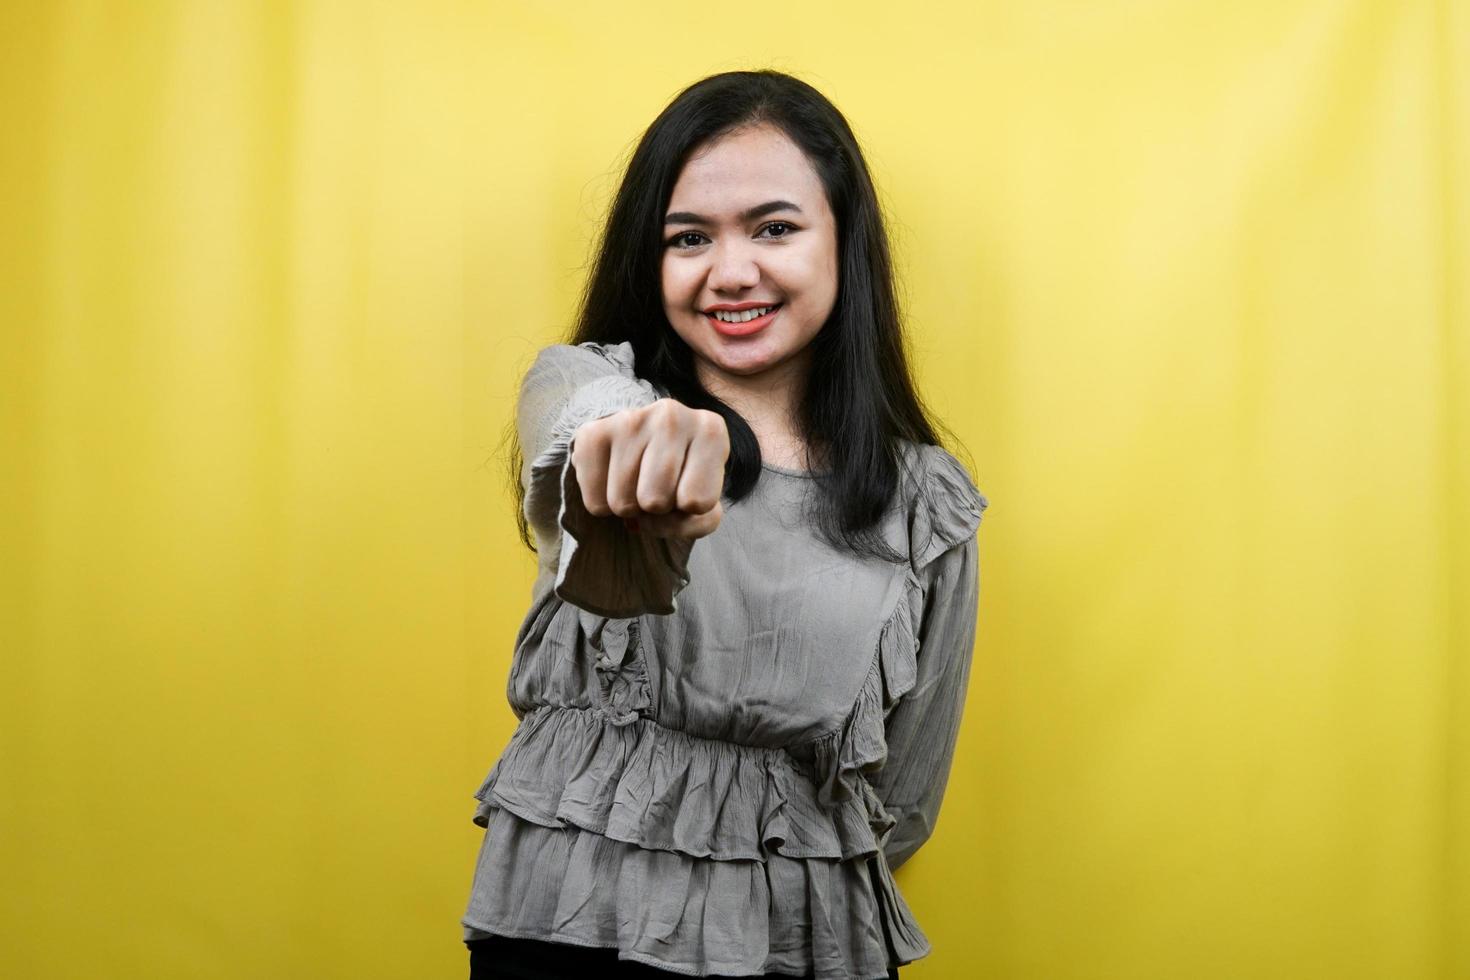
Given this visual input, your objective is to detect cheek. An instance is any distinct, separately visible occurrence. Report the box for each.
[788,246,838,306]
[661,262,695,306]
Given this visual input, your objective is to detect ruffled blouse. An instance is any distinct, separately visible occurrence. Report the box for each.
[462,341,989,979]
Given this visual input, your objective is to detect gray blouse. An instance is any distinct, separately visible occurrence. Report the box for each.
[462,341,989,979]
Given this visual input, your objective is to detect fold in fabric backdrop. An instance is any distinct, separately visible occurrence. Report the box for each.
[1,2,1465,979]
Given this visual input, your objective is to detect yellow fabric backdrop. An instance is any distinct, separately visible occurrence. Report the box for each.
[2,2,1466,978]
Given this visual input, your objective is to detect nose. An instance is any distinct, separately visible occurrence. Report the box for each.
[706,240,761,292]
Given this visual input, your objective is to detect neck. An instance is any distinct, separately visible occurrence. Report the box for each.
[697,347,814,466]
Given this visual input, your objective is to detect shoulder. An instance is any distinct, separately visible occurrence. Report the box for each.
[525,340,640,385]
[518,341,662,425]
[894,439,990,571]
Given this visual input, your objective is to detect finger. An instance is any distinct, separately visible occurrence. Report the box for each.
[636,501,723,540]
[570,423,613,517]
[635,403,686,515]
[675,412,729,515]
[603,418,649,519]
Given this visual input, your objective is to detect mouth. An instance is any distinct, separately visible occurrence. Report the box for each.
[704,303,782,337]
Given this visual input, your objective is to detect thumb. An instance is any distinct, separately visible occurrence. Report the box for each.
[632,501,724,540]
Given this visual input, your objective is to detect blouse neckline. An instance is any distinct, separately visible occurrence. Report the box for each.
[761,461,818,479]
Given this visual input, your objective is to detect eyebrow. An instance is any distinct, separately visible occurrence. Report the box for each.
[663,200,804,225]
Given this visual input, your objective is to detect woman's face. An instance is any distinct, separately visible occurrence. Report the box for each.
[660,123,839,387]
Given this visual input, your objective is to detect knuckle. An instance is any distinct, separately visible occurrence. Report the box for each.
[696,410,726,437]
[647,400,682,432]
[698,416,730,456]
[606,494,639,518]
[571,420,601,452]
[638,488,675,514]
[606,411,637,437]
[577,484,610,517]
[678,490,717,514]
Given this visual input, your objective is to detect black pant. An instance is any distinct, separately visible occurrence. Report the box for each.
[467,934,900,979]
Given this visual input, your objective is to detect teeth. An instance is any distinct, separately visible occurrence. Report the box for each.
[711,305,775,323]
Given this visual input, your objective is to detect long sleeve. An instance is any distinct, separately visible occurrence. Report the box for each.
[869,533,981,871]
[517,341,695,618]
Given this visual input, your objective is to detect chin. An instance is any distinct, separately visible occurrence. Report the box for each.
[703,341,786,374]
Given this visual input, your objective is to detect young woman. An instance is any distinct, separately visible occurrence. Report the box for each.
[462,70,989,980]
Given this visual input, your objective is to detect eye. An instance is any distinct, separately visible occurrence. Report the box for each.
[666,231,708,250]
[664,222,798,251]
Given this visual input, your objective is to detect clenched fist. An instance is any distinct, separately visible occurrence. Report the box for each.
[570,398,729,540]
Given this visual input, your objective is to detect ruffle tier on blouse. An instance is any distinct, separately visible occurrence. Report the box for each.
[466,804,895,978]
[466,341,989,979]
[466,577,933,980]
[466,580,935,977]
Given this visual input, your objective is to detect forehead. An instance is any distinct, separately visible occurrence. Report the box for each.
[668,125,826,215]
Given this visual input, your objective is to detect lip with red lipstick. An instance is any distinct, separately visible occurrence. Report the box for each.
[703,300,783,337]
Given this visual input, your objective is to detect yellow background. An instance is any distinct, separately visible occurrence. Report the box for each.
[3,2,1467,978]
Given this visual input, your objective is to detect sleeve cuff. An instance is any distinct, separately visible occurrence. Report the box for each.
[523,374,696,618]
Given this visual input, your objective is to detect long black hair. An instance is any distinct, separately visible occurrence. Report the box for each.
[506,69,969,564]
